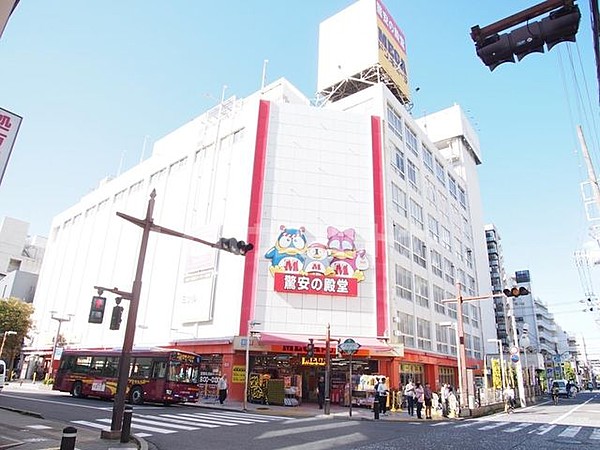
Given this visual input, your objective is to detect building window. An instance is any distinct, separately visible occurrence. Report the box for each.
[441,226,452,252]
[444,258,455,285]
[392,144,405,179]
[422,145,434,173]
[412,236,427,268]
[395,265,413,301]
[405,126,418,156]
[435,158,446,186]
[407,159,419,192]
[471,304,480,329]
[409,198,424,230]
[458,185,467,210]
[397,312,415,348]
[428,214,440,243]
[448,175,458,200]
[425,178,437,206]
[447,301,457,319]
[462,305,470,325]
[436,323,449,354]
[465,334,473,358]
[393,223,411,258]
[387,104,403,139]
[430,250,443,279]
[473,336,482,359]
[448,327,457,354]
[417,318,432,350]
[433,284,445,314]
[414,275,429,308]
[392,183,408,218]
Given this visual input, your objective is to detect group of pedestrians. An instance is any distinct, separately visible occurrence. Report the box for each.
[402,380,436,419]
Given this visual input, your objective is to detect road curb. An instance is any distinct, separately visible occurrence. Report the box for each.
[0,404,44,419]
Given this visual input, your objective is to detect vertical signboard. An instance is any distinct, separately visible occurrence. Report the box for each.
[0,107,22,187]
[375,0,410,102]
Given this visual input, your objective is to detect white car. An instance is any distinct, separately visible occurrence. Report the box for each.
[550,379,569,397]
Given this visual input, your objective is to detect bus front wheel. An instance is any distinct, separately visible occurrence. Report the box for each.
[71,381,85,398]
[129,386,144,405]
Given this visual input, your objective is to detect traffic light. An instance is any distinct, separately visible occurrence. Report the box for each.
[216,237,254,255]
[88,296,106,324]
[109,305,124,330]
[306,338,315,358]
[473,4,581,71]
[503,286,530,297]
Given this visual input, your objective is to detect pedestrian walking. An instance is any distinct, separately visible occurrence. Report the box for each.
[377,377,389,414]
[404,379,415,416]
[441,383,450,417]
[415,382,425,419]
[447,386,458,418]
[317,376,325,409]
[424,382,433,419]
[217,374,228,405]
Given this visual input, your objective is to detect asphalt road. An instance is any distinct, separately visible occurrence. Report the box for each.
[1,388,599,449]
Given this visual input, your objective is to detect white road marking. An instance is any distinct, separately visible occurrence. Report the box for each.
[276,432,368,450]
[71,420,110,431]
[257,421,358,439]
[590,429,600,440]
[503,423,532,433]
[454,421,479,428]
[431,422,451,426]
[128,417,200,431]
[558,426,581,438]
[157,414,220,428]
[551,397,594,424]
[530,424,555,435]
[479,421,510,430]
[1,393,107,410]
[26,425,52,430]
[97,418,176,434]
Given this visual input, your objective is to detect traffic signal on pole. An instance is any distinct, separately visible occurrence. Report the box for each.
[109,305,124,330]
[216,237,254,255]
[306,338,315,358]
[473,4,581,71]
[88,296,106,324]
[503,286,530,297]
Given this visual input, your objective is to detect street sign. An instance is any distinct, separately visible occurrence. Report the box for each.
[509,345,519,355]
[510,354,520,363]
[552,355,561,363]
[338,338,361,355]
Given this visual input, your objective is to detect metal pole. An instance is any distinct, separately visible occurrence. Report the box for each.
[103,190,156,439]
[348,352,353,417]
[51,320,62,377]
[243,320,250,411]
[455,283,468,409]
[508,296,526,407]
[60,426,77,450]
[499,341,507,391]
[324,324,331,415]
[454,323,464,409]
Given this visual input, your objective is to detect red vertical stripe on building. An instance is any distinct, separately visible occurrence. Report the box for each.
[239,100,271,337]
[371,116,388,337]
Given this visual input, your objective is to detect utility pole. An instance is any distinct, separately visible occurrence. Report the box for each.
[443,283,499,410]
[507,296,527,407]
[98,190,253,440]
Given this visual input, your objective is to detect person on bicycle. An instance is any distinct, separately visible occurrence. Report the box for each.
[504,386,516,412]
[551,382,560,405]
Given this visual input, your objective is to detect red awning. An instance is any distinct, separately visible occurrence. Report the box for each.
[257,331,394,352]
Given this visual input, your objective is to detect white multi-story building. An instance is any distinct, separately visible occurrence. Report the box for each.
[28,0,496,403]
[0,216,46,302]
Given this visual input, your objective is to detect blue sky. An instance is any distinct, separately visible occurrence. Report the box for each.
[1,1,599,355]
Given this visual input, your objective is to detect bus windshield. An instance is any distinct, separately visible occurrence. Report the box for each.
[168,360,199,384]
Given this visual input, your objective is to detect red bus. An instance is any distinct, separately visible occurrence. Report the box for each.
[53,347,201,405]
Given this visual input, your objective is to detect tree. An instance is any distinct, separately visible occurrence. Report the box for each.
[0,297,34,371]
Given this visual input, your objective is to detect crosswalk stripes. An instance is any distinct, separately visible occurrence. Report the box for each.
[72,409,290,437]
[433,420,600,441]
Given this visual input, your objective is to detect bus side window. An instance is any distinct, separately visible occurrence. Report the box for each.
[74,356,92,374]
[89,357,106,376]
[131,357,152,379]
[151,360,168,379]
[103,357,119,378]
[59,355,76,371]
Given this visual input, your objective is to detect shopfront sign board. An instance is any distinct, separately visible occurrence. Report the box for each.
[339,338,361,355]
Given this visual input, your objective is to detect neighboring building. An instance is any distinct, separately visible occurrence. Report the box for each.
[28,0,496,403]
[484,224,510,348]
[0,216,46,301]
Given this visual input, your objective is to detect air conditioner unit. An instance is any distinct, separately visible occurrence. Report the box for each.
[393,330,402,336]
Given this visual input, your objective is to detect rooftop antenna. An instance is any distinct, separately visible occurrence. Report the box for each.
[139,135,150,164]
[261,59,269,90]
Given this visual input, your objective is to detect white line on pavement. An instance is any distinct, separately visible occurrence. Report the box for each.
[276,432,368,450]
[479,421,510,431]
[558,426,581,438]
[257,421,358,439]
[503,423,532,433]
[530,424,555,435]
[550,397,595,424]
[97,418,176,434]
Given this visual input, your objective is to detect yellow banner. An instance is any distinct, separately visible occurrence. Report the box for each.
[232,365,246,383]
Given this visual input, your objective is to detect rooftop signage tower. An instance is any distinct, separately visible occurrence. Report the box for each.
[317,0,410,105]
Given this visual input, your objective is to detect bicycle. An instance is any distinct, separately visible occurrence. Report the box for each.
[505,399,515,414]
[552,392,559,405]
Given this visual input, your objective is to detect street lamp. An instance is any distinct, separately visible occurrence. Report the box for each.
[243,320,260,411]
[488,338,507,391]
[440,321,463,405]
[50,312,74,377]
[0,330,17,358]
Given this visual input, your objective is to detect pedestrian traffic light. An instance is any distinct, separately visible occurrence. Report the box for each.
[216,237,254,255]
[88,296,106,324]
[503,286,529,297]
[109,305,124,330]
[306,338,315,358]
